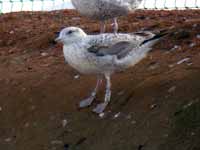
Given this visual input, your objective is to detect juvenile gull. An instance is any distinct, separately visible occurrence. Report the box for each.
[55,27,166,114]
[71,0,142,33]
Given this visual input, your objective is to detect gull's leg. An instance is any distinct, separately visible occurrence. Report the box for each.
[79,78,102,108]
[112,17,118,34]
[100,20,106,33]
[93,74,111,114]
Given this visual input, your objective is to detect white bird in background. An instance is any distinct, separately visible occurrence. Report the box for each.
[71,0,142,33]
[55,27,166,114]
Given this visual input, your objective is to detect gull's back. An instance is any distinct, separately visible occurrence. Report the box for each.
[86,31,165,71]
[71,0,141,20]
[87,32,154,50]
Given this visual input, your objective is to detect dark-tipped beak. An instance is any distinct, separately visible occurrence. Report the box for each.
[55,31,61,42]
[55,37,61,42]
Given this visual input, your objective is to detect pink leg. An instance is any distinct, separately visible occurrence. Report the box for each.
[79,78,102,108]
[93,74,111,114]
[100,21,106,33]
[112,17,118,34]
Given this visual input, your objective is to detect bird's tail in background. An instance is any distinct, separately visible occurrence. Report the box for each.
[116,30,168,68]
[128,0,143,9]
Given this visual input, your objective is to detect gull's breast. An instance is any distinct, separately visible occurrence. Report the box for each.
[63,45,102,74]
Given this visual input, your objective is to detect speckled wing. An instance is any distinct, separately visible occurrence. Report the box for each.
[87,32,156,59]
[87,41,137,59]
[71,0,130,20]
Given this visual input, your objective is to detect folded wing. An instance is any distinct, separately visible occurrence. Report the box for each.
[87,31,158,59]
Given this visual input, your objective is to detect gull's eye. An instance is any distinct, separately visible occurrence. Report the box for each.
[67,30,73,35]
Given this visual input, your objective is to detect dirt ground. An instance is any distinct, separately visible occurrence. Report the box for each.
[0,9,200,150]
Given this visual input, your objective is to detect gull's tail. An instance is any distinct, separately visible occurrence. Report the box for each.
[116,31,167,69]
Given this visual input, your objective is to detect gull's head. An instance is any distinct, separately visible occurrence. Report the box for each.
[55,27,87,45]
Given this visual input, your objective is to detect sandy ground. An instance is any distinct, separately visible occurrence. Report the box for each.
[0,10,200,150]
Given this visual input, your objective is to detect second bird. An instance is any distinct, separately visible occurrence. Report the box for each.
[71,0,142,33]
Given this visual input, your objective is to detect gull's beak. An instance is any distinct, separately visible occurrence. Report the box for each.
[55,37,62,42]
[55,31,62,42]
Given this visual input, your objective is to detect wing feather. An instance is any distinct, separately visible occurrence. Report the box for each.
[87,40,137,59]
[87,31,156,59]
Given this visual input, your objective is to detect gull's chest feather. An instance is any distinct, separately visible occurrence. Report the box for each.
[63,44,99,74]
[63,44,86,65]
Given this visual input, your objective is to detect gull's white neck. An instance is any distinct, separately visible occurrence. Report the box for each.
[69,34,88,45]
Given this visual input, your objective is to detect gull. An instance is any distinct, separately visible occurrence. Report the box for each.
[71,0,142,33]
[55,27,166,114]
